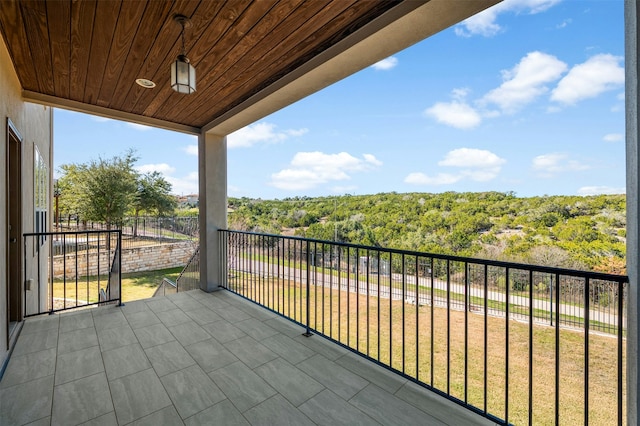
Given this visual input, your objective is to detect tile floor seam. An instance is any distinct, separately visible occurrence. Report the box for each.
[128,404,185,426]
[51,371,113,426]
[153,364,189,421]
[242,393,319,426]
[49,314,62,423]
[99,340,119,426]
[289,385,325,409]
[207,361,274,415]
[0,370,56,392]
[346,381,371,404]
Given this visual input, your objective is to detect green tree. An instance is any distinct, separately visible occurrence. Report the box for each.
[58,150,139,228]
[133,171,176,217]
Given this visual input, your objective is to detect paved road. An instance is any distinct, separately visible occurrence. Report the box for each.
[230,257,624,331]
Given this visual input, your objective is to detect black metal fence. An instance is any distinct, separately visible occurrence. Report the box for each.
[219,229,628,426]
[55,215,198,251]
[153,246,201,297]
[176,246,200,291]
[23,230,122,316]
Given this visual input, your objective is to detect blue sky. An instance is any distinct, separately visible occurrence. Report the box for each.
[54,0,625,199]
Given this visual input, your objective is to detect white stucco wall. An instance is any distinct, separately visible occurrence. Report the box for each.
[0,35,53,370]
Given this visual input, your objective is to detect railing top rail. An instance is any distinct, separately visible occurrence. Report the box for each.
[23,229,122,237]
[176,246,199,283]
[162,277,177,288]
[219,228,629,284]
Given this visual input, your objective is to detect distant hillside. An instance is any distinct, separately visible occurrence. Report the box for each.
[228,192,626,274]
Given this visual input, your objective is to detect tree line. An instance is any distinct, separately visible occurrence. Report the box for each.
[228,192,626,274]
[56,151,626,274]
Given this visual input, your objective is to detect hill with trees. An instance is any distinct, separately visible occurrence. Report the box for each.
[228,191,626,274]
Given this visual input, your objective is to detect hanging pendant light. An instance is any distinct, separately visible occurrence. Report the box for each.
[171,15,196,94]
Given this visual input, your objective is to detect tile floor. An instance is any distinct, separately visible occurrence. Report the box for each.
[0,290,498,425]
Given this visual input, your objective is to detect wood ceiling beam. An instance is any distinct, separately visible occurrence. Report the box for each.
[23,90,201,135]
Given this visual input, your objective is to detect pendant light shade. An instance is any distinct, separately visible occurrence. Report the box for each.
[171,15,196,94]
[171,54,196,94]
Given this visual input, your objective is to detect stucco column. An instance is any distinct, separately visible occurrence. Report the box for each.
[626,1,639,424]
[198,131,227,292]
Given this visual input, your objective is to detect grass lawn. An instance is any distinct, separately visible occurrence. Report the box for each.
[52,266,183,304]
[228,273,624,426]
[121,267,183,300]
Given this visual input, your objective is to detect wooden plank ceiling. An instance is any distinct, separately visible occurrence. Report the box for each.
[0,0,407,130]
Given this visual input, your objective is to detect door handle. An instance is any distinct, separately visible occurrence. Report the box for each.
[9,238,16,243]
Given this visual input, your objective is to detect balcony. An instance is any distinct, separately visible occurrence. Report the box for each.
[0,289,493,425]
[1,230,627,425]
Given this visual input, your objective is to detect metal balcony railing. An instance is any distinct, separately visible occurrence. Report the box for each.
[23,230,122,316]
[153,246,200,297]
[219,229,628,426]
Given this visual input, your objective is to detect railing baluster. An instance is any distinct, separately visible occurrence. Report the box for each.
[338,246,342,343]
[618,279,624,426]
[416,253,420,380]
[584,277,590,426]
[529,270,534,426]
[447,259,451,395]
[506,267,510,425]
[366,249,370,357]
[430,257,434,388]
[75,233,78,306]
[322,243,325,335]
[464,261,469,404]
[329,244,333,339]
[389,253,393,366]
[399,253,403,373]
[555,272,561,426]
[347,246,351,346]
[97,232,100,302]
[356,247,360,353]
[484,264,488,415]
[304,240,311,336]
[379,251,382,363]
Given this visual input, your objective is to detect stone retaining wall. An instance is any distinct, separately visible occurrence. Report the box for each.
[53,241,196,278]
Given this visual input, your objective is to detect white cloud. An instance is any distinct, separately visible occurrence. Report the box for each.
[363,153,383,166]
[556,18,572,29]
[603,133,623,143]
[135,163,198,195]
[127,123,152,131]
[136,163,176,175]
[372,56,398,71]
[532,153,590,177]
[185,145,198,155]
[228,122,308,148]
[404,172,462,185]
[482,51,567,113]
[269,151,382,191]
[577,186,625,196]
[551,54,624,105]
[425,100,482,129]
[405,148,505,186]
[455,0,562,37]
[438,148,506,168]
[166,172,199,195]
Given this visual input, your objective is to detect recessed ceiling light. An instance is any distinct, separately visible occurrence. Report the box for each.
[135,78,156,88]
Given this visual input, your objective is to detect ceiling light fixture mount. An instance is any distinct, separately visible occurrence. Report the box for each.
[135,78,156,88]
[171,14,196,94]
